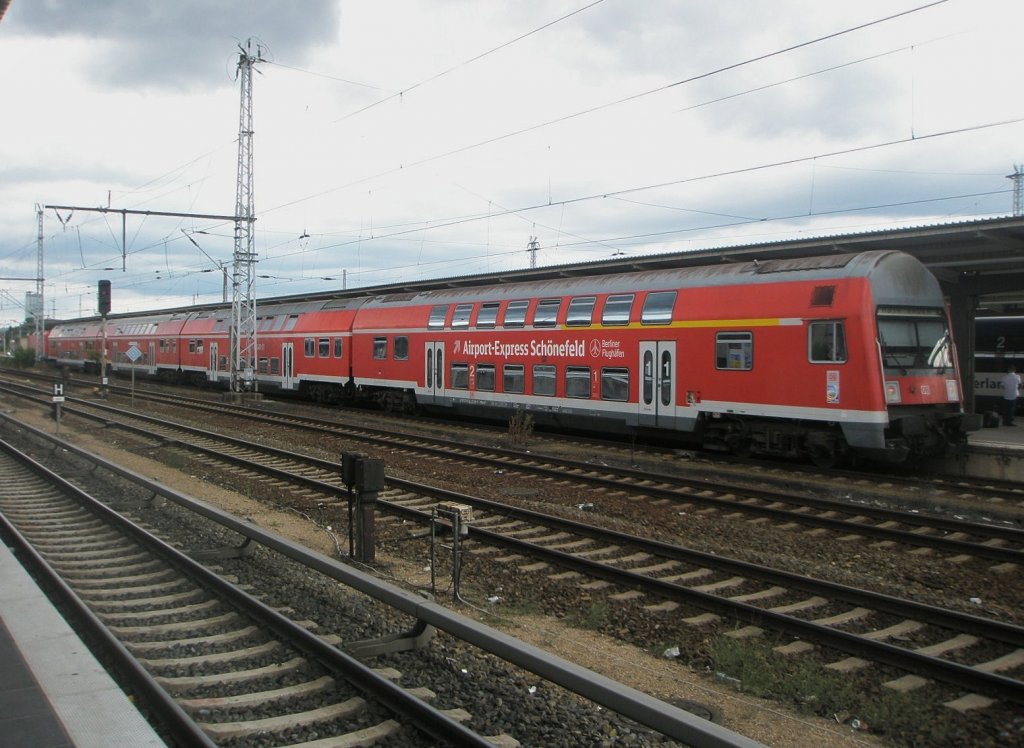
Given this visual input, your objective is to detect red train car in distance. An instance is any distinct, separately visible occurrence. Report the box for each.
[352,251,977,464]
[169,299,364,397]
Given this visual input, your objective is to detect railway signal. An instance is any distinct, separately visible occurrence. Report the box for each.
[98,280,111,316]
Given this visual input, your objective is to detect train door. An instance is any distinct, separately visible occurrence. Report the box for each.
[282,343,295,389]
[208,342,219,382]
[424,341,445,403]
[639,341,676,427]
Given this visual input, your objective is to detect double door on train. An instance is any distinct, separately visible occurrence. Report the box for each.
[207,342,219,382]
[639,340,676,427]
[282,343,295,389]
[424,342,446,402]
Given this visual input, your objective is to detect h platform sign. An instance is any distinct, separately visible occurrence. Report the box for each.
[52,383,65,432]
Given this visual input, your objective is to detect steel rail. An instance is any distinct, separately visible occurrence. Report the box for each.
[5,407,1023,705]
[0,445,218,748]
[10,368,1024,507]
[0,436,504,748]
[0,412,764,748]
[6,375,1024,540]
[36,389,1024,565]
[4,395,1019,647]
[6,400,1021,647]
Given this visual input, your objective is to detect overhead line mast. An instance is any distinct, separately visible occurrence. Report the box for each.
[231,38,262,393]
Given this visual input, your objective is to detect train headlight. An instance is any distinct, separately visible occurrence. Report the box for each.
[884,381,901,404]
[945,379,959,401]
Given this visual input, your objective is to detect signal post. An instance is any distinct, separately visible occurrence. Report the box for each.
[98,280,110,397]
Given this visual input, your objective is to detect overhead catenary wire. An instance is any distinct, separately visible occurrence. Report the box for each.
[24,0,1019,317]
[260,0,951,219]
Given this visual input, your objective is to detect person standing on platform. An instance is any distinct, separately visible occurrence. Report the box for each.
[1000,364,1022,426]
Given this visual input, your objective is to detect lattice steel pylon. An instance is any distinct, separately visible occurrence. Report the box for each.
[230,39,262,392]
[1008,164,1024,218]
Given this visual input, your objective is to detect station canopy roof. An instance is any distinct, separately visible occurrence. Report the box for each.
[282,215,1024,316]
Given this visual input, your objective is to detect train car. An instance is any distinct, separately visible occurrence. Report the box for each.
[251,298,364,401]
[42,249,977,464]
[106,311,190,379]
[973,315,1024,415]
[47,319,104,372]
[351,250,977,464]
[175,309,230,385]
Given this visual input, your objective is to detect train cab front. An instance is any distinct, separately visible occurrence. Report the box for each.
[876,309,981,461]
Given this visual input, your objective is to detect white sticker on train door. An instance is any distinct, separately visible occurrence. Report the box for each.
[826,370,840,404]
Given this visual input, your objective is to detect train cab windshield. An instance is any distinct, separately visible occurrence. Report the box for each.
[876,308,952,371]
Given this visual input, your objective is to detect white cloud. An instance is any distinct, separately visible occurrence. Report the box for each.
[1,0,1021,321]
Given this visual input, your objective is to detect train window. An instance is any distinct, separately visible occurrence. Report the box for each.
[641,291,677,325]
[259,317,274,331]
[503,364,525,393]
[373,337,388,359]
[566,366,592,398]
[334,338,343,358]
[451,363,469,389]
[196,339,204,354]
[428,304,449,329]
[811,286,836,307]
[877,311,951,369]
[271,358,280,375]
[477,364,496,391]
[477,302,500,328]
[716,332,752,370]
[426,349,433,388]
[394,336,409,360]
[318,338,330,357]
[602,294,634,326]
[643,351,654,405]
[272,315,287,331]
[566,297,597,326]
[503,300,530,328]
[258,358,269,374]
[219,356,227,369]
[534,299,561,327]
[533,364,556,396]
[809,321,847,363]
[601,368,629,401]
[660,350,672,406]
[304,338,315,357]
[451,304,473,329]
[284,315,299,331]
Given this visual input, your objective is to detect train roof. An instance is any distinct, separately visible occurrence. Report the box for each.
[359,250,939,307]
[50,249,939,328]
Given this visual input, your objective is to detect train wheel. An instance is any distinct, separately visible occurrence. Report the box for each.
[724,433,753,458]
[808,444,838,469]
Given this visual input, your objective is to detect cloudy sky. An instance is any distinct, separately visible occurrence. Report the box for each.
[1,0,1021,322]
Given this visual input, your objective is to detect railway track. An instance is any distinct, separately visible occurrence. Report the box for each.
[4,378,1021,565]
[0,438,517,747]
[14,368,1024,518]
[2,387,1022,715]
[1,408,758,747]
[14,368,1024,508]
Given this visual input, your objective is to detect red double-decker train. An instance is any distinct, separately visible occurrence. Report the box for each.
[43,250,979,464]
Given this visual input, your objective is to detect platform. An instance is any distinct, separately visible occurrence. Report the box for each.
[0,540,164,748]
[956,422,1024,483]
